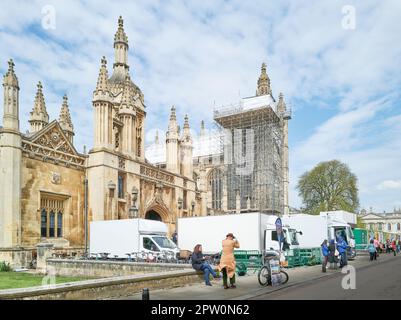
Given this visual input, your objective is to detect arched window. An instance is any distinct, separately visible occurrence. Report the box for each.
[397,223,400,231]
[49,211,55,237]
[209,169,223,211]
[378,223,383,231]
[57,211,63,238]
[41,209,47,238]
[388,223,392,231]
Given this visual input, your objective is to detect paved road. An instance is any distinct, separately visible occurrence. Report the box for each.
[251,255,401,300]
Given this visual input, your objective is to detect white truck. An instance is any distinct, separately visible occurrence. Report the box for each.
[90,219,179,258]
[177,212,300,254]
[282,212,356,258]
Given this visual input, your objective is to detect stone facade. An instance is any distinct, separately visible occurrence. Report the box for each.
[0,17,204,267]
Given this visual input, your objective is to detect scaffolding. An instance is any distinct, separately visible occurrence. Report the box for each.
[213,98,285,215]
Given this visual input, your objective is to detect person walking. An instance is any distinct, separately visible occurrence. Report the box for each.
[366,239,376,261]
[218,233,240,289]
[191,244,219,286]
[337,236,348,268]
[321,240,329,272]
[373,237,379,259]
[391,240,397,256]
[328,239,337,270]
[397,240,401,254]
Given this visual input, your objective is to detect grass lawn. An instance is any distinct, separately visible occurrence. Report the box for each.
[0,272,90,290]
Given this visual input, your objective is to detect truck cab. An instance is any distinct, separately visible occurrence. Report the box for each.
[264,225,300,252]
[142,234,179,255]
[328,223,356,259]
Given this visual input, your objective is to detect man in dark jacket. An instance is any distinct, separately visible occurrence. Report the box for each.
[191,244,219,286]
[328,239,337,269]
[321,240,329,272]
[337,236,348,268]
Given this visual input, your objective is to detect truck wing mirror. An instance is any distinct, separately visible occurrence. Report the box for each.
[298,231,303,235]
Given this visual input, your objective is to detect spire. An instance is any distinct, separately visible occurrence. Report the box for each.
[114,16,128,44]
[2,59,20,131]
[155,130,159,144]
[182,114,192,142]
[59,94,74,135]
[95,56,109,92]
[3,59,19,88]
[170,105,177,121]
[256,62,272,96]
[29,81,49,132]
[200,120,205,136]
[183,114,189,130]
[113,16,129,69]
[120,75,132,106]
[277,92,286,113]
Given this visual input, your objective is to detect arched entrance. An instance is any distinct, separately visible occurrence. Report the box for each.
[145,210,162,221]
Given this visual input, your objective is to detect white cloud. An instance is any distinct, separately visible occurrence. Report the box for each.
[378,180,401,191]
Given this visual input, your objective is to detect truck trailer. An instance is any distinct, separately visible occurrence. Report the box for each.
[282,213,356,259]
[177,212,300,254]
[90,219,179,258]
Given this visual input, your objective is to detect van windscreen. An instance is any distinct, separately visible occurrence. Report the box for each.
[153,236,177,249]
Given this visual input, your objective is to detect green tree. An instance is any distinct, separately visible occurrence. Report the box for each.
[297,160,359,215]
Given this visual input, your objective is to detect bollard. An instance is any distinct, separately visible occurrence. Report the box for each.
[142,288,150,300]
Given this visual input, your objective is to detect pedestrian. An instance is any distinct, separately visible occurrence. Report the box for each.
[391,240,397,256]
[366,239,376,261]
[386,239,391,254]
[218,233,240,289]
[398,240,401,254]
[172,231,178,245]
[321,240,329,272]
[191,244,219,286]
[337,236,348,268]
[373,237,379,259]
[328,239,337,270]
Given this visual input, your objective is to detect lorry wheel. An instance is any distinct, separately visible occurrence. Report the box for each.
[258,266,271,286]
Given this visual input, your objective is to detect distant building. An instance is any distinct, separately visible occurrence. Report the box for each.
[358,209,401,240]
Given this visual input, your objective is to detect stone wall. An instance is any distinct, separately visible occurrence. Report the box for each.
[0,269,206,300]
[0,248,33,268]
[21,157,85,247]
[46,259,191,278]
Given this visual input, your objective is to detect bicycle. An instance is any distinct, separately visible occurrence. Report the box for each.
[257,251,289,286]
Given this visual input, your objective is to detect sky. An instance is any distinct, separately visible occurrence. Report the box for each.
[0,0,400,213]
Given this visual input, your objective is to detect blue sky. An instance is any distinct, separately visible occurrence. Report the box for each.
[1,0,401,213]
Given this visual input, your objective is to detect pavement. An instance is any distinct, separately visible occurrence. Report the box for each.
[120,252,401,300]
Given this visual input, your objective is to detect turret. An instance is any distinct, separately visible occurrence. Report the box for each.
[29,81,49,133]
[180,114,193,179]
[2,59,19,131]
[166,106,180,174]
[119,75,136,157]
[256,62,272,96]
[93,57,113,149]
[277,93,290,215]
[114,16,129,68]
[58,94,74,144]
[0,59,22,248]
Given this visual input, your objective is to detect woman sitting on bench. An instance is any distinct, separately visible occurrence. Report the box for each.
[191,244,219,286]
